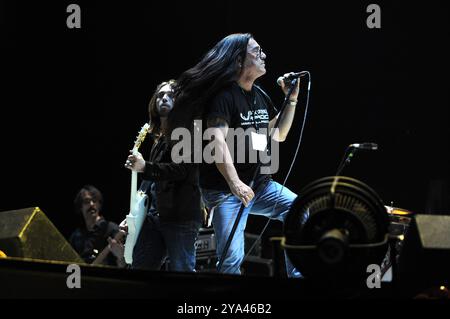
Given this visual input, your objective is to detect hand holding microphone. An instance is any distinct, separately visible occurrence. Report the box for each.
[276,71,308,86]
[277,72,304,102]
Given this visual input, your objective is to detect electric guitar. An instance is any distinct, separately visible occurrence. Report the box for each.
[123,123,150,265]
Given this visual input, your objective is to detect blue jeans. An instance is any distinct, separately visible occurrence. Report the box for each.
[132,213,201,272]
[202,180,302,278]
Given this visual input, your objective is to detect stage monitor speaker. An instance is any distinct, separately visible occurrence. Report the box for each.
[398,214,450,285]
[0,207,83,263]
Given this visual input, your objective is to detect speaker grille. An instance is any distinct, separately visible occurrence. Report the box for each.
[0,207,83,263]
[415,215,450,249]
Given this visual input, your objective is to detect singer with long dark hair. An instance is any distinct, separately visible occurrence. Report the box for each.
[169,33,305,276]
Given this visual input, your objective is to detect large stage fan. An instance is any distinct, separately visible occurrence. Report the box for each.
[283,176,390,282]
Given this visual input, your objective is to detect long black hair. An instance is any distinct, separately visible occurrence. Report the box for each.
[168,33,253,135]
[148,79,176,139]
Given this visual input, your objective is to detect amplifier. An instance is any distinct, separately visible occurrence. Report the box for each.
[195,227,216,256]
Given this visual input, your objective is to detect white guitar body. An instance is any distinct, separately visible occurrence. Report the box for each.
[124,187,148,264]
[123,123,150,265]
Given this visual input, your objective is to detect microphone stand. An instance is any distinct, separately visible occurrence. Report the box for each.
[335,146,358,176]
[217,78,299,272]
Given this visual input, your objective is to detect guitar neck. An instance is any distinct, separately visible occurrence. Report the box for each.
[130,148,139,211]
[130,171,137,211]
[129,123,149,212]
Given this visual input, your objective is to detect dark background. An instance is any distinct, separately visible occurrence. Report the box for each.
[1,1,449,240]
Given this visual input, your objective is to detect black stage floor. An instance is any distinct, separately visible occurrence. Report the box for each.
[1,257,446,300]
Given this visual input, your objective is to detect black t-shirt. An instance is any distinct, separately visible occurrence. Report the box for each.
[142,137,202,223]
[200,82,278,191]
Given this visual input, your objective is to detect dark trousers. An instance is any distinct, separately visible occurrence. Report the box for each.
[132,214,201,272]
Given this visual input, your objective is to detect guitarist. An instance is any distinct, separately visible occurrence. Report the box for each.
[124,80,203,272]
[69,185,126,267]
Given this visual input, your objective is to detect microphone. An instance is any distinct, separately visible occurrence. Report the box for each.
[349,143,378,150]
[277,71,308,86]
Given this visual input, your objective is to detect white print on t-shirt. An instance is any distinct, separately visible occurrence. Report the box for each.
[240,109,269,125]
